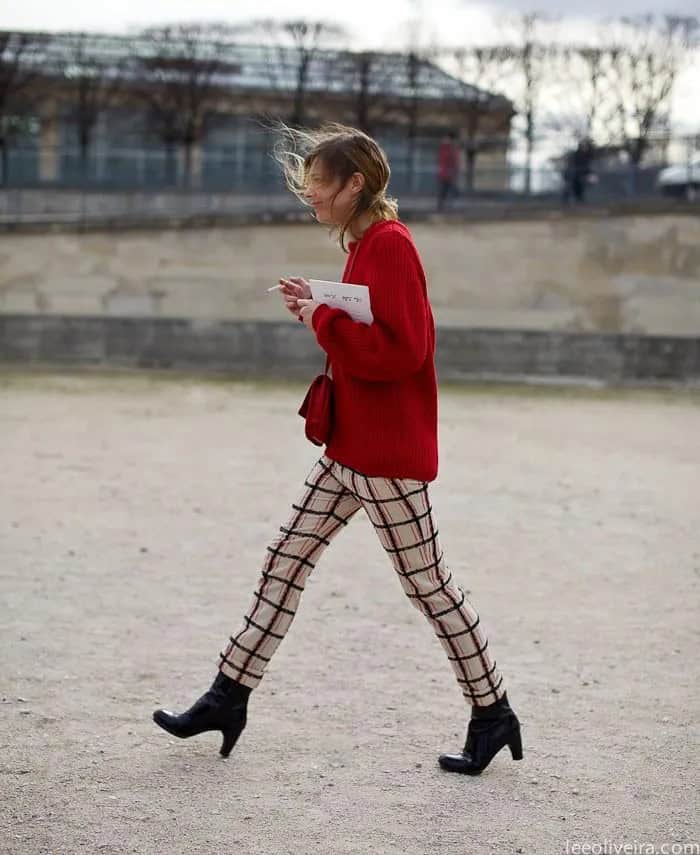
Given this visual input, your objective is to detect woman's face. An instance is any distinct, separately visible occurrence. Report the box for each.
[304,159,363,226]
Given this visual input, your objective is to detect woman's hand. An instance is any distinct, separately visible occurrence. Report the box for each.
[297,298,320,330]
[285,277,312,300]
[278,277,312,319]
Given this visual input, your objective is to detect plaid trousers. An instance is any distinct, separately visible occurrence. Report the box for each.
[219,455,505,707]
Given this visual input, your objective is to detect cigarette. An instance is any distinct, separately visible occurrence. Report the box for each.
[267,283,284,292]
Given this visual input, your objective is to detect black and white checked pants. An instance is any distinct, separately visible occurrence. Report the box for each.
[219,455,505,706]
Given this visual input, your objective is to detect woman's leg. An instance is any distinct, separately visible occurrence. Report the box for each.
[218,456,361,689]
[345,468,505,707]
[153,456,359,757]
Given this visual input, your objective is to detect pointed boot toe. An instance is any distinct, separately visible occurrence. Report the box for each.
[152,671,251,757]
[439,701,523,776]
[152,708,187,737]
[438,751,472,773]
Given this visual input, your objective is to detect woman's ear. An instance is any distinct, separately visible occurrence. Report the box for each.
[350,172,366,196]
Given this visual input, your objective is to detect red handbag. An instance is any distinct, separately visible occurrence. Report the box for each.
[298,356,334,446]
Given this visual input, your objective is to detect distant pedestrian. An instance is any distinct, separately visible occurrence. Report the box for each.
[437,131,460,211]
[563,138,594,204]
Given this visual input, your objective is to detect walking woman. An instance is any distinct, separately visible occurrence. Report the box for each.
[153,124,523,775]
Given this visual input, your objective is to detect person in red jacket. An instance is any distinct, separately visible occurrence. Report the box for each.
[437,131,460,211]
[153,123,522,776]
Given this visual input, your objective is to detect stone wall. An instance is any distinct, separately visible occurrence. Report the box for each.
[1,212,699,335]
[1,315,698,384]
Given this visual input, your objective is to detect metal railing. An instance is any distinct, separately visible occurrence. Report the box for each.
[1,142,698,225]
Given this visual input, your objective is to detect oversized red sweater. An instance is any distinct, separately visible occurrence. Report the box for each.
[310,219,438,481]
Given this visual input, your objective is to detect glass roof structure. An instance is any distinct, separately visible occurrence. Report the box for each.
[10,30,510,109]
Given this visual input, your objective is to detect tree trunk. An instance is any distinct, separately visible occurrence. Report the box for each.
[355,55,370,133]
[627,138,645,196]
[524,110,534,195]
[407,127,417,193]
[465,146,477,192]
[0,139,7,186]
[79,129,90,185]
[183,141,193,189]
[406,95,419,193]
[292,55,309,127]
[165,143,178,187]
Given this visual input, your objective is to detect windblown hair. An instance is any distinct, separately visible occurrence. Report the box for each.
[273,122,399,251]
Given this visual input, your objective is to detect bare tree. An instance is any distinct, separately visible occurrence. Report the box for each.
[603,14,699,170]
[502,13,556,194]
[403,50,425,191]
[329,50,398,134]
[462,13,556,193]
[0,30,48,184]
[52,32,128,180]
[131,23,239,186]
[394,1,442,192]
[374,48,440,192]
[439,46,514,191]
[347,51,376,132]
[540,45,608,148]
[237,19,348,126]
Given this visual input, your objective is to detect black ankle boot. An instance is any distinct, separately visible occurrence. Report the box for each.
[438,691,523,775]
[153,671,251,758]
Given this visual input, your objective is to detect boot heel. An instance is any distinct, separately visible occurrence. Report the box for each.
[508,727,523,761]
[220,721,245,758]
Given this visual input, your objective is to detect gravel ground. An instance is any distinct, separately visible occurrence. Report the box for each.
[1,370,698,855]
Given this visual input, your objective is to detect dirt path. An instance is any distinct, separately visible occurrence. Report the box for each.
[2,371,698,855]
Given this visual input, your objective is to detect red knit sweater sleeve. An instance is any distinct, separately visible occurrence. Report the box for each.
[311,232,428,382]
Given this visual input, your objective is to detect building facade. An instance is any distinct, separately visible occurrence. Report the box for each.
[5,31,515,194]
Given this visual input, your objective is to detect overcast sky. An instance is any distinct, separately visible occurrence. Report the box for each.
[4,0,699,43]
[480,0,698,13]
[3,0,698,132]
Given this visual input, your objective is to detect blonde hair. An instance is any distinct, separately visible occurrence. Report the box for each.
[273,122,399,251]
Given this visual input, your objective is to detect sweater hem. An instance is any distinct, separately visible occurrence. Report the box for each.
[323,449,437,483]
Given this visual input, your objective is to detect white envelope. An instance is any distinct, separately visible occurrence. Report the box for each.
[309,279,373,325]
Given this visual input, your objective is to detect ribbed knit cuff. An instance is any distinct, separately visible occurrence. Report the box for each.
[311,303,332,333]
[311,304,349,342]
